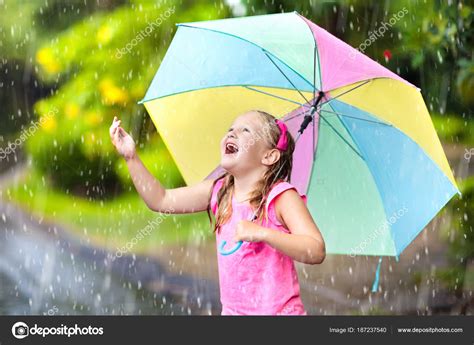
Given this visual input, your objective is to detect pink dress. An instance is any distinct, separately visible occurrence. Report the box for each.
[210,178,308,315]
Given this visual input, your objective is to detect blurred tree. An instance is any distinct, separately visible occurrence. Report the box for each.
[27,0,231,198]
[457,58,474,106]
[0,1,49,137]
[396,0,473,115]
[0,0,125,137]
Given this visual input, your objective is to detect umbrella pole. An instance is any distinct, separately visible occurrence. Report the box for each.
[298,91,325,135]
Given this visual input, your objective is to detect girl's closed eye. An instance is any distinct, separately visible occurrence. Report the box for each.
[227,126,250,134]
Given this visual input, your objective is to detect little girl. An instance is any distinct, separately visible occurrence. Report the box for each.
[109,110,326,315]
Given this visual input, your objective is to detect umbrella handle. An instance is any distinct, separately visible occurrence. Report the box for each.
[218,240,243,256]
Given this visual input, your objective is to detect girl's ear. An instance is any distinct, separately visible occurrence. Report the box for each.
[261,148,281,166]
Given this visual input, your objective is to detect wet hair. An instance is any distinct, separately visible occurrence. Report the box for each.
[206,110,295,233]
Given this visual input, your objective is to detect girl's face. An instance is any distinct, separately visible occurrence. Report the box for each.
[220,112,277,175]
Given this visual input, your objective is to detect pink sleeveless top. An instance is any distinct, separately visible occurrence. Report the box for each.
[210,178,308,315]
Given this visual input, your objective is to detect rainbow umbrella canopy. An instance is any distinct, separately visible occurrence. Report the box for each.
[139,12,460,265]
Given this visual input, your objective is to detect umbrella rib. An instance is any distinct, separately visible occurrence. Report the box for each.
[312,113,316,157]
[242,86,311,107]
[320,109,392,126]
[318,80,371,108]
[319,114,365,161]
[263,50,312,105]
[313,45,317,99]
[283,110,309,122]
[284,107,390,127]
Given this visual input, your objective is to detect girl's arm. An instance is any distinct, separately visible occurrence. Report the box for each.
[267,189,325,264]
[234,189,326,265]
[125,153,214,213]
[110,116,213,214]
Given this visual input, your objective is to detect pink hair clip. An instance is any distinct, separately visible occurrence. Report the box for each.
[275,119,288,151]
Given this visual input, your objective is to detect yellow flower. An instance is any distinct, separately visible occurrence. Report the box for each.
[97,25,112,44]
[36,47,60,74]
[65,103,80,119]
[99,78,129,105]
[39,115,57,133]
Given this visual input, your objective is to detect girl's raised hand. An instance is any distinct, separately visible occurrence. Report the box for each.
[109,116,136,161]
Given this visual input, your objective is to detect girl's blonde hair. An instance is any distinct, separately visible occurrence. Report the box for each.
[207,110,295,233]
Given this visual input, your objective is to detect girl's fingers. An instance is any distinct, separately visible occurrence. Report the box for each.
[114,127,121,141]
[110,117,127,148]
[110,119,121,136]
[118,127,129,139]
[111,126,118,138]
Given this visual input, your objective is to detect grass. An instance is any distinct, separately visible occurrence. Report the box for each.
[1,168,213,255]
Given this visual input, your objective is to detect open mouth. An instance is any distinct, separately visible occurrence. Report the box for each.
[225,142,239,155]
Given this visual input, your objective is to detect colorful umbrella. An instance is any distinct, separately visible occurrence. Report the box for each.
[139,11,460,291]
